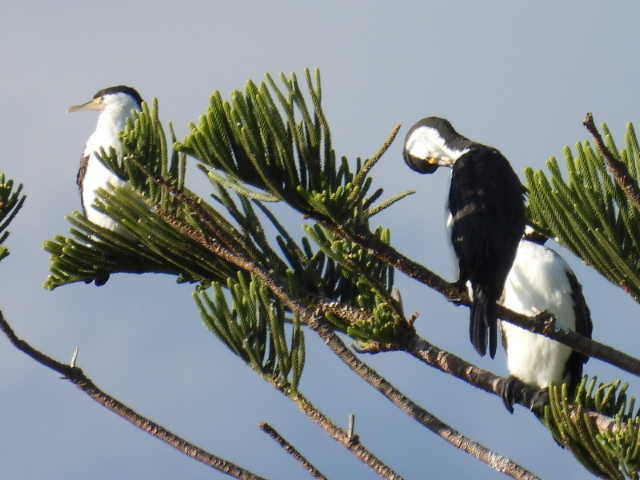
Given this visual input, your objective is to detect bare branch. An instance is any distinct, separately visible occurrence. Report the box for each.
[304,318,541,480]
[583,112,640,211]
[0,311,268,480]
[405,334,622,434]
[363,331,626,441]
[270,381,403,480]
[260,422,328,480]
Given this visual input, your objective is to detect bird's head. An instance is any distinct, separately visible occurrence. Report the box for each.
[403,116,472,174]
[68,85,143,115]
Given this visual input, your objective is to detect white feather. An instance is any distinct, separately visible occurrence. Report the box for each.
[405,125,469,165]
[500,240,576,388]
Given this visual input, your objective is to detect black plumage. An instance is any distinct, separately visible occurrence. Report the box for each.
[449,146,525,357]
[403,117,525,358]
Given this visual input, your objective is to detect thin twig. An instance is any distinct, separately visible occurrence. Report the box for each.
[304,318,541,480]
[583,112,640,211]
[260,422,328,480]
[270,378,403,480]
[0,312,268,480]
[286,390,403,480]
[355,124,402,186]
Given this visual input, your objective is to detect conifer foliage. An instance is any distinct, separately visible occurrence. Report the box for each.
[3,69,640,478]
[527,121,640,479]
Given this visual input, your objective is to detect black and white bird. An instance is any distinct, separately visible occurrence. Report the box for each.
[499,229,592,412]
[403,117,525,358]
[68,85,143,233]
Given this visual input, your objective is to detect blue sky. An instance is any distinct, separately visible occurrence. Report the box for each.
[1,1,639,479]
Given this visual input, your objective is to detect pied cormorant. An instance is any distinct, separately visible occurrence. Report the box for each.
[403,116,525,358]
[68,85,143,233]
[499,229,592,412]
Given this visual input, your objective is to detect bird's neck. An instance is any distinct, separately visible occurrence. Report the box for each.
[97,106,132,133]
[86,108,136,155]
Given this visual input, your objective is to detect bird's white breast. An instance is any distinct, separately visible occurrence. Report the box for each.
[500,241,576,388]
[81,109,130,231]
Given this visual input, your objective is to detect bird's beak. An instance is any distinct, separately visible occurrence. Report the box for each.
[403,152,439,174]
[67,98,103,113]
[431,156,455,167]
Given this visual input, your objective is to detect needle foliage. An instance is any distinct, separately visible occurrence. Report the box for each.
[40,69,640,478]
[527,124,640,478]
[45,69,413,398]
[526,123,640,301]
[0,172,25,261]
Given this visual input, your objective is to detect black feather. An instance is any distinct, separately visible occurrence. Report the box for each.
[449,146,525,357]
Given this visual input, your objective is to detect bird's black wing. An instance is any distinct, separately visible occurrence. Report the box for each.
[564,269,593,392]
[76,154,89,214]
[449,147,525,283]
[449,146,525,357]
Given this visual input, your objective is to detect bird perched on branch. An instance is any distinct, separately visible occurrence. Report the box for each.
[403,116,525,358]
[499,229,592,412]
[68,85,143,234]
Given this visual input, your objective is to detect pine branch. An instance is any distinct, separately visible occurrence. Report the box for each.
[322,222,640,378]
[151,192,539,479]
[155,213,406,478]
[583,112,640,212]
[0,172,26,261]
[45,72,640,478]
[526,119,640,302]
[544,380,640,479]
[371,333,624,432]
[145,165,625,478]
[301,316,541,480]
[265,389,402,480]
[259,423,328,480]
[0,311,268,480]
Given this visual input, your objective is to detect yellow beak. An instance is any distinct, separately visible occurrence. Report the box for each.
[67,97,103,113]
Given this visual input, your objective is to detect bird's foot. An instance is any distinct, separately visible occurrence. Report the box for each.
[529,388,550,415]
[499,376,521,414]
[449,279,469,304]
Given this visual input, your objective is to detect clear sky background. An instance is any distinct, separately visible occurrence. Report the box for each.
[1,1,639,479]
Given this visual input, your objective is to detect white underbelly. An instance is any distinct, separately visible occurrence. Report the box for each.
[82,156,126,232]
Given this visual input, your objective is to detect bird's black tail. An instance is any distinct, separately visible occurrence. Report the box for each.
[470,285,498,358]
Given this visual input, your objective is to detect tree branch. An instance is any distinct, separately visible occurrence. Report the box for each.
[0,311,268,480]
[324,222,640,378]
[153,204,540,480]
[301,315,541,480]
[400,333,621,434]
[154,211,405,480]
[150,179,627,471]
[259,422,329,480]
[583,112,640,211]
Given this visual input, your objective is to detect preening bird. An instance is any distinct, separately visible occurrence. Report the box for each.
[499,230,592,412]
[68,85,143,233]
[403,117,525,358]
